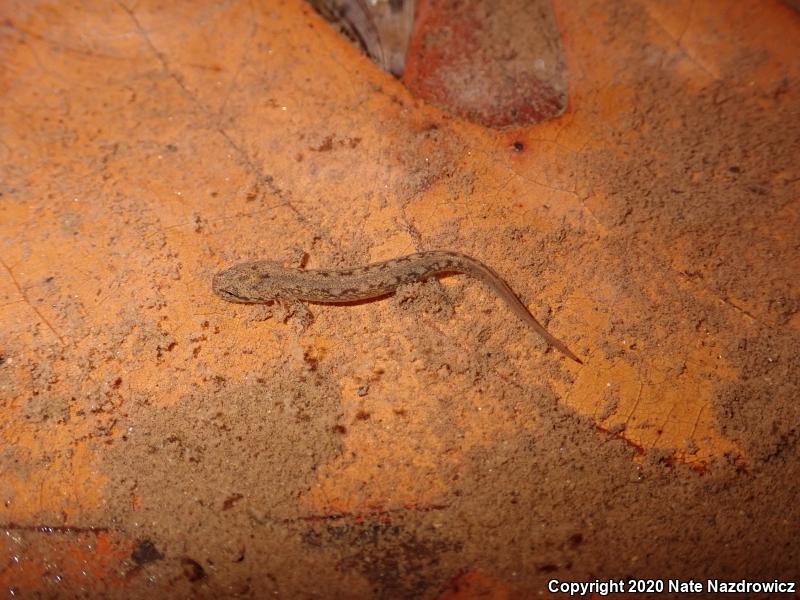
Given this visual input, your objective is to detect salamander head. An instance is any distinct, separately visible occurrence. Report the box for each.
[212,261,281,304]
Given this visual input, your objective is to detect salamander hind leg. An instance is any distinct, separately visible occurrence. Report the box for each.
[391,279,454,320]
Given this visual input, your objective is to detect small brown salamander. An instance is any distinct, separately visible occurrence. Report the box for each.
[212,250,582,363]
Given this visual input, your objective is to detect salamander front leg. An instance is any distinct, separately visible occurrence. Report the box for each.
[275,298,314,332]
